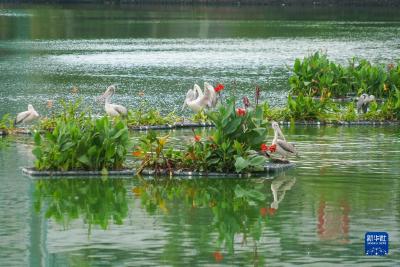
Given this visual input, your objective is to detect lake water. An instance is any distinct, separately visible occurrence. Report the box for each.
[1,4,400,266]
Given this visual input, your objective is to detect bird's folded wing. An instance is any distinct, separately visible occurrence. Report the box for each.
[277,139,296,154]
[15,111,30,124]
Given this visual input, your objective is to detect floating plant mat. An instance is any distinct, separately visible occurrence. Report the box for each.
[10,120,400,136]
[21,162,295,178]
[128,122,214,131]
[279,120,400,126]
[291,96,386,103]
[21,167,136,177]
[10,122,214,135]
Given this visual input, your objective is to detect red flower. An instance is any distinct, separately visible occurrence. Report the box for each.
[213,251,223,262]
[260,207,267,217]
[260,143,268,152]
[194,135,201,142]
[268,207,276,216]
[236,108,246,116]
[132,151,143,157]
[214,83,224,93]
[268,144,277,153]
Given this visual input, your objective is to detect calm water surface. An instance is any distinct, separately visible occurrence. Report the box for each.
[1,127,400,266]
[1,5,400,266]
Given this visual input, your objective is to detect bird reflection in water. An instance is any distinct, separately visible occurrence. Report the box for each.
[270,175,296,213]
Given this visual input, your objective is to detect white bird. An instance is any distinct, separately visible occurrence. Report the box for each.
[97,85,127,117]
[271,121,298,160]
[357,93,375,114]
[15,104,40,125]
[182,83,212,113]
[203,82,217,108]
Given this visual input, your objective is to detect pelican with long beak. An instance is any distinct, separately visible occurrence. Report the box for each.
[357,93,375,114]
[271,121,298,160]
[97,85,127,117]
[15,104,40,125]
[182,83,214,113]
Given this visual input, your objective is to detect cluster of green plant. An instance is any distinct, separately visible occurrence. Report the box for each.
[0,114,14,133]
[127,99,181,126]
[190,110,210,123]
[286,94,339,121]
[134,98,270,174]
[135,178,273,255]
[34,178,128,231]
[261,89,400,122]
[32,101,129,171]
[290,52,400,99]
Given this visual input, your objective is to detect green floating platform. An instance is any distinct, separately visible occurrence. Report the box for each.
[21,162,295,178]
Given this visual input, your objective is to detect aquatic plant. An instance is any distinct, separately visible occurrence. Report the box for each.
[32,102,129,171]
[134,98,270,173]
[35,100,87,132]
[339,103,358,122]
[190,110,210,123]
[0,114,14,133]
[290,52,398,99]
[127,98,181,127]
[286,93,338,122]
[261,102,288,121]
[127,108,180,127]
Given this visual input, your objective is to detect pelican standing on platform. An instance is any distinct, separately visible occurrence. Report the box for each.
[15,104,40,125]
[357,93,375,114]
[97,85,127,117]
[271,121,298,161]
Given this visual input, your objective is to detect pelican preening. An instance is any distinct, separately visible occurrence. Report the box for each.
[97,85,127,117]
[271,121,298,161]
[182,82,218,113]
[15,104,40,125]
[357,93,375,114]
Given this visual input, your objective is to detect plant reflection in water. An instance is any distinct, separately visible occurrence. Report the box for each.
[34,178,128,233]
[134,174,296,258]
[34,174,296,264]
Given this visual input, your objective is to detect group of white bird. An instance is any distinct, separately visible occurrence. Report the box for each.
[14,82,220,125]
[14,85,126,125]
[182,82,219,112]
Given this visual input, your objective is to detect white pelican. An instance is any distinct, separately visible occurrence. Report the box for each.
[271,121,298,160]
[97,85,127,117]
[204,82,217,108]
[182,83,213,113]
[357,93,375,114]
[15,104,39,125]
